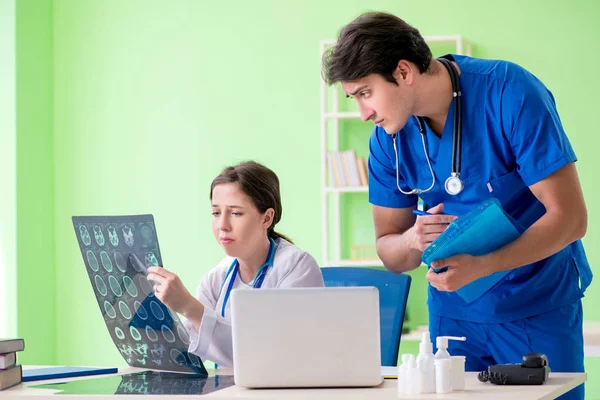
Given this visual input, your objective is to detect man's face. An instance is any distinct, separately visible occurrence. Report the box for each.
[342,68,416,135]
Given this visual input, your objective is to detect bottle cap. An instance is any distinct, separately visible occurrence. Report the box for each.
[419,332,433,353]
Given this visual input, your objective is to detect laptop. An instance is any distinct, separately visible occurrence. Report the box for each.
[231,287,382,388]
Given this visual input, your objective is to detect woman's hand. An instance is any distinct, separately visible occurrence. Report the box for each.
[146,266,201,317]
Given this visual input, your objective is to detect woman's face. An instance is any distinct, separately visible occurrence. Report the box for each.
[211,183,273,258]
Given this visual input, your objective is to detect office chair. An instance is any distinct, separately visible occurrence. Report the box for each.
[321,267,411,366]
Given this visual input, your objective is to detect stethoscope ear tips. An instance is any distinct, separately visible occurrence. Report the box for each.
[444,174,464,195]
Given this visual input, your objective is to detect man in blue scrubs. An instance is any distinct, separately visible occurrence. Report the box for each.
[323,12,592,399]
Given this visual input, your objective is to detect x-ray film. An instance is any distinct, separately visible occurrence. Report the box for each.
[72,215,207,375]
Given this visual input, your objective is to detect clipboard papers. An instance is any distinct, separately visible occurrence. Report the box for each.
[421,199,525,303]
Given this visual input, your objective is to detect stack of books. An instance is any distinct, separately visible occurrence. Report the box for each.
[0,338,24,390]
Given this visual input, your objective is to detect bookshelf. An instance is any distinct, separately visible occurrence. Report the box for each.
[320,36,472,268]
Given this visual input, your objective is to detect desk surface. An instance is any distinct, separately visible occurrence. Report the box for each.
[2,366,587,400]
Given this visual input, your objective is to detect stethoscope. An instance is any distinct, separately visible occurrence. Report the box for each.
[392,57,464,196]
[218,237,277,318]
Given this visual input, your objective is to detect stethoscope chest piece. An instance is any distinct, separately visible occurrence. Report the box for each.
[444,173,464,195]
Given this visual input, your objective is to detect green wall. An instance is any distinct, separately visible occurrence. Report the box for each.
[9,0,599,367]
[0,0,17,339]
[15,0,56,364]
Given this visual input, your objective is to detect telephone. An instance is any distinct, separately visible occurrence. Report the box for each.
[478,353,550,385]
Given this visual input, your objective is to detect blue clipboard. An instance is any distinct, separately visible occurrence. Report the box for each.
[421,198,525,303]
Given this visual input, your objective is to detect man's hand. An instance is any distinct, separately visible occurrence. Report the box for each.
[410,204,457,252]
[426,254,493,292]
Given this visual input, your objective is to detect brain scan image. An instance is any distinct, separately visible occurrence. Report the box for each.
[130,326,142,341]
[122,226,134,247]
[109,276,123,297]
[124,276,138,297]
[95,275,108,297]
[161,325,176,343]
[108,225,119,246]
[150,300,165,320]
[104,301,117,319]
[114,252,127,273]
[79,225,92,246]
[115,327,125,340]
[145,252,159,267]
[119,300,132,319]
[86,251,99,272]
[146,326,158,342]
[72,215,206,375]
[140,225,154,247]
[93,225,106,246]
[100,251,113,272]
[134,301,148,320]
[177,325,190,345]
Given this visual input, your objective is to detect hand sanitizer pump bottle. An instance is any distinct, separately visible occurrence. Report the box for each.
[434,336,466,394]
[416,332,435,393]
[434,336,466,359]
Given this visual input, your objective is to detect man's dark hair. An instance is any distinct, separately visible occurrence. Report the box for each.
[322,12,433,85]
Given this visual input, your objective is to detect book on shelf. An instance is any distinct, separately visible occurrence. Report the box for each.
[345,150,361,187]
[326,150,368,188]
[0,352,16,370]
[0,364,21,391]
[357,157,368,186]
[327,152,342,187]
[334,151,347,186]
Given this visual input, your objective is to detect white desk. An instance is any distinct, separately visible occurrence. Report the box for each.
[2,366,586,399]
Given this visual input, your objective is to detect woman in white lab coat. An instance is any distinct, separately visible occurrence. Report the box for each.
[147,161,324,368]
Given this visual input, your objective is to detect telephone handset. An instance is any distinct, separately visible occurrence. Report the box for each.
[478,353,550,385]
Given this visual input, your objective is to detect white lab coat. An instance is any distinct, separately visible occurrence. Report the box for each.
[184,238,324,368]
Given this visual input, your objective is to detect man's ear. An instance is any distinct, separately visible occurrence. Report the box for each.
[393,60,415,85]
[263,208,275,229]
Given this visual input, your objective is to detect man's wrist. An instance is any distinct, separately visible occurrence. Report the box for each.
[480,252,502,276]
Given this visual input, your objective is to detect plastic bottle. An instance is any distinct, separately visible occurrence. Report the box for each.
[406,356,419,395]
[416,332,436,393]
[434,336,467,359]
[397,354,413,395]
[434,358,453,394]
[451,355,466,391]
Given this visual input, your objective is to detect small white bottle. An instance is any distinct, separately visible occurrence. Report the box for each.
[434,358,453,394]
[397,354,412,395]
[434,336,467,359]
[451,355,466,391]
[416,332,435,393]
[406,356,419,395]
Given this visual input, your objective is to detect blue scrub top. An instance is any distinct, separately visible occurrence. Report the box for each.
[368,55,593,323]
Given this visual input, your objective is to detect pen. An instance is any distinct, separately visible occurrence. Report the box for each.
[413,209,450,217]
[412,209,433,217]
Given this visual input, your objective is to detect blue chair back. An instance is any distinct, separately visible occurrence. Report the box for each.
[321,267,411,366]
